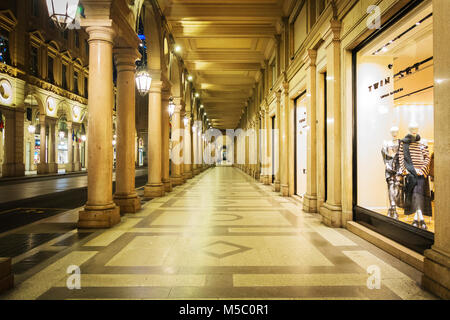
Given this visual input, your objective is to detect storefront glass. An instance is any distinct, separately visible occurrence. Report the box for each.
[295,93,307,197]
[356,2,434,232]
[58,134,68,164]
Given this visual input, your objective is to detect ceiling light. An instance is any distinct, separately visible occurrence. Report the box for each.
[195,93,200,98]
[46,0,79,30]
[187,75,193,81]
[174,45,181,53]
[135,68,152,96]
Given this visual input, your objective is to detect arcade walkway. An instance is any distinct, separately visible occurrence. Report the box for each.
[0,167,435,300]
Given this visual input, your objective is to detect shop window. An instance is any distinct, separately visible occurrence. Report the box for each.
[317,0,326,16]
[84,76,88,98]
[113,60,117,86]
[31,0,39,17]
[62,64,68,89]
[0,33,11,65]
[48,56,54,84]
[30,46,39,76]
[270,59,276,87]
[85,39,89,58]
[74,71,79,95]
[355,5,434,233]
[75,31,80,48]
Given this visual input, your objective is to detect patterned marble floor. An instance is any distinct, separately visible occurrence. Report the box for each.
[0,167,436,300]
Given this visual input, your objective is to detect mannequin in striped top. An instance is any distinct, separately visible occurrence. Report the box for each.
[399,122,432,230]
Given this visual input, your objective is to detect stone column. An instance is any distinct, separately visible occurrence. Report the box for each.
[78,26,120,229]
[274,91,281,192]
[47,120,57,173]
[264,106,271,185]
[170,100,183,186]
[319,20,343,227]
[37,114,47,174]
[183,116,193,179]
[303,50,318,212]
[256,115,261,180]
[66,121,74,172]
[161,92,172,192]
[1,109,25,177]
[74,138,81,171]
[247,123,251,174]
[144,80,165,197]
[179,110,185,182]
[422,0,450,299]
[113,48,141,213]
[259,110,266,182]
[192,120,198,175]
[281,81,290,197]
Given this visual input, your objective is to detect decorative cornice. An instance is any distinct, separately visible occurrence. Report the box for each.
[0,63,25,78]
[28,75,88,105]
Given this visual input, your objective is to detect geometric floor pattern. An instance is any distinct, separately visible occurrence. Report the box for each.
[0,167,436,300]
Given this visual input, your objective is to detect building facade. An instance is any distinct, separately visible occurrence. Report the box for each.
[0,0,90,177]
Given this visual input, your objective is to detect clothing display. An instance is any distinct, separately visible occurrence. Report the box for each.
[381,139,404,218]
[399,134,432,217]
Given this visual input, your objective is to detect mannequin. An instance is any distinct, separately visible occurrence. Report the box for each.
[399,122,432,230]
[381,126,402,219]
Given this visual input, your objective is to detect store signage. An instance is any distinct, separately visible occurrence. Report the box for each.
[368,77,391,92]
[380,88,403,99]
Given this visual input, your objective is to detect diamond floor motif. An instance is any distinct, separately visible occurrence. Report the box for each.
[202,240,252,259]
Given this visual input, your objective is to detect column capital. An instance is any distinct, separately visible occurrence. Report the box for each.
[275,90,282,101]
[283,81,289,93]
[324,18,342,45]
[303,49,317,68]
[85,26,116,45]
[114,48,141,72]
[173,97,185,108]
[150,81,163,93]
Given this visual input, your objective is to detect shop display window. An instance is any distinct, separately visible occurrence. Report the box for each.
[356,3,434,232]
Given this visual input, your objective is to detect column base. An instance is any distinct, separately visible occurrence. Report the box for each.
[171,175,183,187]
[78,204,121,229]
[113,194,141,214]
[281,184,289,197]
[144,183,164,198]
[37,163,48,174]
[1,163,25,177]
[303,194,318,213]
[74,162,81,172]
[65,163,75,172]
[47,162,58,174]
[184,171,193,180]
[194,168,201,175]
[422,248,450,299]
[0,257,13,294]
[274,180,281,192]
[162,179,172,192]
[319,202,343,227]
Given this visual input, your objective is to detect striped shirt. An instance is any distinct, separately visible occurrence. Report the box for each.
[399,141,431,177]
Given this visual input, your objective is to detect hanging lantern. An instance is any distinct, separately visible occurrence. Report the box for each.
[168,98,175,117]
[135,68,152,96]
[46,0,80,30]
[183,116,189,127]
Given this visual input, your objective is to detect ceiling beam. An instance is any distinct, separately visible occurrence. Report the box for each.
[187,62,262,71]
[172,24,277,38]
[164,4,283,21]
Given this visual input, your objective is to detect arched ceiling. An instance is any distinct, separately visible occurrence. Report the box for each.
[158,0,286,129]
